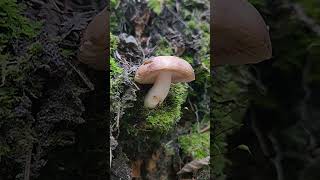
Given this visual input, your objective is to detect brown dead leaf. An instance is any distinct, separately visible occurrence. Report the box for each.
[177,156,210,175]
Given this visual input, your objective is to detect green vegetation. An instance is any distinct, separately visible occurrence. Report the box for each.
[211,66,250,178]
[110,32,119,51]
[154,38,174,56]
[0,1,43,177]
[110,0,210,178]
[0,0,41,120]
[147,0,164,15]
[179,132,210,159]
[0,0,40,49]
[110,33,122,77]
[145,83,188,133]
[147,0,174,15]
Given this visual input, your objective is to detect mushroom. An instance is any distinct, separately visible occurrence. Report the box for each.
[78,7,108,70]
[212,0,272,65]
[134,56,195,109]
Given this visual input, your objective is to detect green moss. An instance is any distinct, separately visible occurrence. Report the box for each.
[178,132,210,159]
[144,83,188,133]
[147,0,175,15]
[110,57,123,77]
[110,32,119,52]
[0,0,40,48]
[210,65,250,179]
[0,143,10,157]
[28,42,43,55]
[187,20,197,30]
[111,0,120,9]
[147,0,164,15]
[0,0,42,110]
[110,33,123,77]
[154,38,174,56]
[183,55,193,64]
[110,33,124,98]
[199,27,210,68]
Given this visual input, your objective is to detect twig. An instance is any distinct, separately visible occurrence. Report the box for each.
[292,3,320,36]
[23,148,32,180]
[250,109,270,156]
[299,58,317,150]
[66,61,94,91]
[214,124,241,137]
[268,133,284,180]
[194,104,200,132]
[200,125,210,133]
[165,6,187,27]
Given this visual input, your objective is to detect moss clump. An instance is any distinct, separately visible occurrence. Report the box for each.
[154,38,174,56]
[28,42,43,55]
[110,33,124,104]
[0,0,40,47]
[187,20,197,30]
[147,0,174,15]
[110,33,122,77]
[147,0,163,15]
[199,26,210,68]
[178,132,210,159]
[110,57,123,76]
[110,32,119,52]
[145,83,188,133]
[0,0,41,121]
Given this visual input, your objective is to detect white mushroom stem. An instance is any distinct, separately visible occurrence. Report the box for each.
[144,72,172,108]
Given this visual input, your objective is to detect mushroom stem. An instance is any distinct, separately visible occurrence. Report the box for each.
[144,72,172,108]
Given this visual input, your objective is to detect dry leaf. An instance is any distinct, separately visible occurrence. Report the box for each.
[177,156,210,175]
[237,144,252,155]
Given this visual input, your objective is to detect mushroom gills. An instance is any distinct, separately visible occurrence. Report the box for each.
[144,72,172,108]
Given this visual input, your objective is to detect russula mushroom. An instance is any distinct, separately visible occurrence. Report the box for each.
[134,56,195,109]
[212,0,272,65]
[78,7,108,70]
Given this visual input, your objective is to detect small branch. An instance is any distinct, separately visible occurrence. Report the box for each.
[268,133,284,180]
[67,61,94,91]
[200,125,210,133]
[23,148,32,180]
[292,3,320,36]
[214,125,241,137]
[250,110,270,157]
[165,6,187,27]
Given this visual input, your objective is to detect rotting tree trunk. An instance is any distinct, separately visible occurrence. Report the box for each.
[0,1,109,179]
